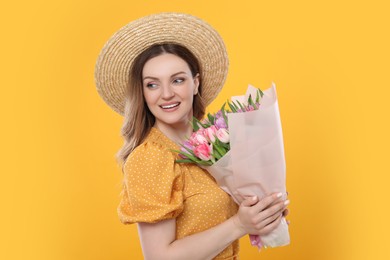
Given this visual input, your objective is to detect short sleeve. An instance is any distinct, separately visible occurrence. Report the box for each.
[117,141,184,224]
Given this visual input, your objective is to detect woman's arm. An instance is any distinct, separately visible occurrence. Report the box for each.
[137,192,288,260]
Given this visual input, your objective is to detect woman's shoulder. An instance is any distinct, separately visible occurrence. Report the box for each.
[118,127,185,224]
[124,127,178,170]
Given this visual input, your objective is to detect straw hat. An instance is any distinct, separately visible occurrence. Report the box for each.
[94,12,229,116]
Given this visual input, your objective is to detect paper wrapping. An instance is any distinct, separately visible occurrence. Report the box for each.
[203,83,290,248]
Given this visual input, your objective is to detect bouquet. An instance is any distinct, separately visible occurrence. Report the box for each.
[175,83,290,249]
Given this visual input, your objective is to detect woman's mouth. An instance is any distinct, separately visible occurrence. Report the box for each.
[160,102,180,110]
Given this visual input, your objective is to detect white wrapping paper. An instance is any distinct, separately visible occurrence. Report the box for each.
[203,83,290,248]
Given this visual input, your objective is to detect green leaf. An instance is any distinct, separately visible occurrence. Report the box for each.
[228,101,237,112]
[222,110,229,126]
[213,143,225,157]
[235,99,245,110]
[171,147,200,164]
[256,89,260,103]
[220,103,226,115]
[181,147,200,161]
[207,113,215,125]
[220,103,226,112]
[170,148,181,154]
[210,157,216,164]
[192,117,208,130]
[217,140,226,148]
[248,94,255,107]
[258,88,264,98]
[175,159,213,166]
[175,159,195,164]
[212,149,221,160]
[192,117,199,131]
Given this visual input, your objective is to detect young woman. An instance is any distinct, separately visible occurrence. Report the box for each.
[95,13,289,260]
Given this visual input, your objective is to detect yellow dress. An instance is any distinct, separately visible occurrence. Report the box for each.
[118,127,239,259]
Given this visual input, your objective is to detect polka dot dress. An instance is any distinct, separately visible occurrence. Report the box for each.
[118,127,239,259]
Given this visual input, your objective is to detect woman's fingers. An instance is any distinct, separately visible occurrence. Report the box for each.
[257,200,290,234]
[282,208,289,217]
[241,196,259,207]
[283,208,290,225]
[235,196,261,233]
[258,214,283,236]
[252,196,289,234]
[256,210,282,229]
[257,198,288,221]
[236,193,290,235]
[252,192,283,213]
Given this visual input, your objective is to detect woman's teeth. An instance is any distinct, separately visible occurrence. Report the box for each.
[161,103,179,109]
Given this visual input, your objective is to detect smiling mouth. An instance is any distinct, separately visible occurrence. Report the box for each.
[160,102,180,109]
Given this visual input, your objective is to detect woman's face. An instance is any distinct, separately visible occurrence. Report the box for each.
[142,53,199,130]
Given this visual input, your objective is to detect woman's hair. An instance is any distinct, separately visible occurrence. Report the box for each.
[116,43,205,167]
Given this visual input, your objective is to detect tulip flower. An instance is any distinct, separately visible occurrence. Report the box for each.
[194,143,213,161]
[216,128,229,143]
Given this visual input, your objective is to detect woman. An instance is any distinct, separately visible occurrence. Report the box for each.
[95,13,289,260]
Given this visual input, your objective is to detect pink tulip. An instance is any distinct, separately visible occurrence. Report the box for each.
[216,128,229,143]
[194,143,213,161]
[190,130,208,146]
[189,133,197,146]
[204,126,217,143]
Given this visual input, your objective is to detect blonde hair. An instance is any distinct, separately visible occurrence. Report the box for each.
[116,44,206,169]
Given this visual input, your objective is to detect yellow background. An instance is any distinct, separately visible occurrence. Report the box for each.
[1,0,389,259]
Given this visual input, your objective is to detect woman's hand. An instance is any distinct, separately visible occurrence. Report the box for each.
[137,192,290,260]
[232,193,289,236]
[283,207,290,225]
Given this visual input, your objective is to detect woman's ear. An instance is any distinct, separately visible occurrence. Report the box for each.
[193,73,200,95]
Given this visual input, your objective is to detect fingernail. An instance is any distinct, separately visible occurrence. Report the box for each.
[252,196,257,201]
[276,192,283,198]
[284,200,290,206]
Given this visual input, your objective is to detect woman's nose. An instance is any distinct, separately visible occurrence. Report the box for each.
[161,84,175,99]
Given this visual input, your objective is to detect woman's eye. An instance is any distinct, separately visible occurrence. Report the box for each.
[173,78,185,84]
[146,82,157,88]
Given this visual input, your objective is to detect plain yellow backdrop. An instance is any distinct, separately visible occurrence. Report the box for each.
[1,0,389,259]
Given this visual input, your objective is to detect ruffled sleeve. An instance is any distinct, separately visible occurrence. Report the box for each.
[117,140,184,224]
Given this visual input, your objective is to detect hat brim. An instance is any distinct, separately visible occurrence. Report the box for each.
[94,12,229,116]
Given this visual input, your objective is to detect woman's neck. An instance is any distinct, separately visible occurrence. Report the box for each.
[154,122,193,146]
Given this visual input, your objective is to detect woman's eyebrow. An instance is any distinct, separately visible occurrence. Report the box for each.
[143,71,187,81]
[170,71,187,77]
[142,76,159,81]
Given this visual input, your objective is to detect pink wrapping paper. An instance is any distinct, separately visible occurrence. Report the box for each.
[203,83,290,248]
